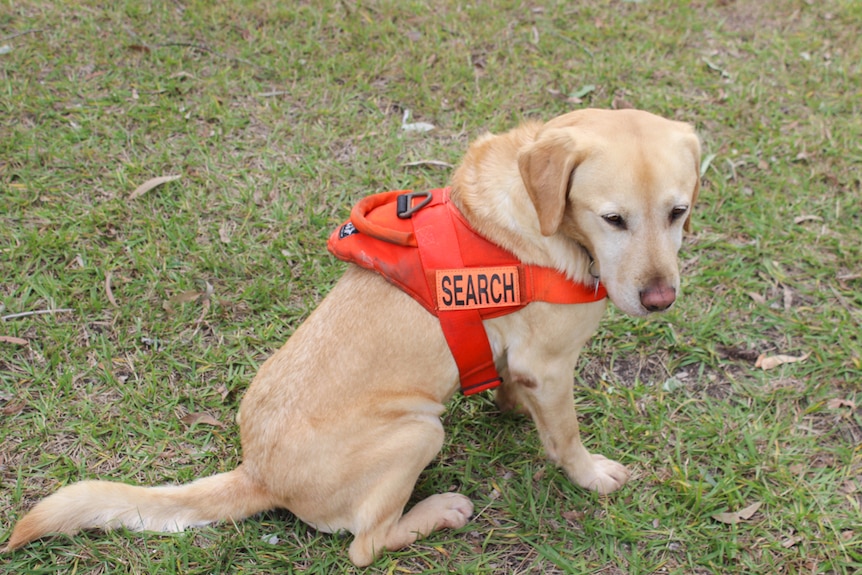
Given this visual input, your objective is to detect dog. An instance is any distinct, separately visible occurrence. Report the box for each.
[4,108,700,566]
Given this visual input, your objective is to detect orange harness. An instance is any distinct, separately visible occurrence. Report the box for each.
[327,188,607,395]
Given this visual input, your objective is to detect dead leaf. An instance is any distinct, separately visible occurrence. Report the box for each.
[199,296,213,316]
[401,110,434,133]
[747,291,767,304]
[755,352,811,370]
[200,280,214,300]
[717,345,760,362]
[782,534,804,548]
[218,222,231,244]
[401,160,454,169]
[180,412,225,428]
[164,280,214,319]
[69,254,85,269]
[169,289,202,305]
[837,273,861,291]
[838,479,858,495]
[569,84,596,102]
[794,214,824,224]
[711,501,762,525]
[783,286,793,311]
[257,90,290,98]
[471,53,487,73]
[169,71,196,80]
[129,175,181,200]
[612,95,633,109]
[700,153,717,178]
[0,335,29,345]
[737,501,761,520]
[782,120,800,133]
[826,398,856,410]
[562,510,586,523]
[2,399,26,415]
[105,270,119,308]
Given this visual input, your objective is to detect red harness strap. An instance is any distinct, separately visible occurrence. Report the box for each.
[327,188,607,395]
[411,196,503,394]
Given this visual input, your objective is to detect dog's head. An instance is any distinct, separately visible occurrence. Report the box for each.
[518,109,701,317]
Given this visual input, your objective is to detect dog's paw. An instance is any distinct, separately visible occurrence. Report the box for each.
[426,493,473,529]
[572,454,629,495]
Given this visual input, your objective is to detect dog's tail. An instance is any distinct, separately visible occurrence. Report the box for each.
[3,465,275,552]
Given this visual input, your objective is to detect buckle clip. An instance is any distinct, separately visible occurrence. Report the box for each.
[396,191,433,219]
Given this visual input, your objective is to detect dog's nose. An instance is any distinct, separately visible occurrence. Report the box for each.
[639,284,676,312]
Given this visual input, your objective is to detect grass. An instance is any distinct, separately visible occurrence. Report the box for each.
[1,0,860,573]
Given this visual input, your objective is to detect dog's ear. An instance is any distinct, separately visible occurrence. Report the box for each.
[518,129,587,236]
[681,130,701,233]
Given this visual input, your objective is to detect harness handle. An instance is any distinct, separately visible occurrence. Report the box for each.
[350,191,419,247]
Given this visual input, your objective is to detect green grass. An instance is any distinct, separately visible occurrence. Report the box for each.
[2,0,860,573]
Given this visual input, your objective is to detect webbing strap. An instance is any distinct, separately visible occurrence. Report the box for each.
[412,200,502,395]
[521,265,606,304]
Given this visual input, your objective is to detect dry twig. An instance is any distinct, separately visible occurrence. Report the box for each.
[1,309,73,321]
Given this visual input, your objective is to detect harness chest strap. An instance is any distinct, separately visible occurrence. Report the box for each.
[327,188,607,395]
[412,198,504,395]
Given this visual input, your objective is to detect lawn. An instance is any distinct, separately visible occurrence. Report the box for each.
[1,0,860,573]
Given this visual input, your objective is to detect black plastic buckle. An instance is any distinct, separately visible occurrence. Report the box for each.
[396,191,433,219]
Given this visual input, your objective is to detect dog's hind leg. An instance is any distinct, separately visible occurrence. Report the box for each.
[345,416,473,567]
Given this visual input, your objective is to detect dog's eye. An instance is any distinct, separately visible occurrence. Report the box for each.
[670,206,688,222]
[602,213,627,230]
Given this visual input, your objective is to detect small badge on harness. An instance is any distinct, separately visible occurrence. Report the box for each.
[338,221,358,239]
[436,266,521,311]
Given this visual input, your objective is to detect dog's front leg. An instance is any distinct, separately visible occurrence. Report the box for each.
[504,362,629,495]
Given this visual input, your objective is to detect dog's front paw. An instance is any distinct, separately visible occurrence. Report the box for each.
[425,493,474,529]
[571,454,629,495]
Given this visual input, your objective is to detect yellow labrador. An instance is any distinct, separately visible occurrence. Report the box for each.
[4,109,700,566]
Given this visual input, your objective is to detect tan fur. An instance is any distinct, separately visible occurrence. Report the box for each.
[4,109,700,567]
